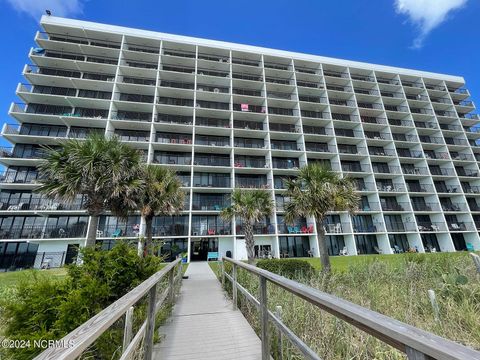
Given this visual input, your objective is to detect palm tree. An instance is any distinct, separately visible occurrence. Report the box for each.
[221,189,274,264]
[37,134,143,248]
[284,163,359,273]
[138,165,185,256]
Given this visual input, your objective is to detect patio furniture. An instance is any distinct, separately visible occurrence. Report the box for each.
[339,247,348,256]
[466,242,475,251]
[111,229,122,238]
[207,229,216,235]
[96,230,104,237]
[431,224,440,231]
[207,252,219,261]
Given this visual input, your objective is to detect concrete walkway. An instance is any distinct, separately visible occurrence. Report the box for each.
[153,261,263,360]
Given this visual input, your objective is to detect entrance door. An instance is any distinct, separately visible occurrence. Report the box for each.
[65,244,79,264]
[190,238,218,261]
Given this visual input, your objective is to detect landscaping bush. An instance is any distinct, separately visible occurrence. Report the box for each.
[256,258,315,280]
[0,242,163,360]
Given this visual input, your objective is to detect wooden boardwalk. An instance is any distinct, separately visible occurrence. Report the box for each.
[153,261,263,360]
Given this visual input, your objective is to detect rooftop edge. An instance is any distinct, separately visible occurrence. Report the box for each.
[39,15,465,84]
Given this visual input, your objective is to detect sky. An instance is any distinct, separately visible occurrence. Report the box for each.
[0,0,478,141]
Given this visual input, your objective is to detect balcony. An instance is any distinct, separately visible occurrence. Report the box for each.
[0,170,40,184]
[193,174,230,188]
[392,134,418,142]
[160,80,195,90]
[191,225,231,236]
[364,132,392,141]
[441,203,467,212]
[386,222,416,232]
[456,168,479,177]
[156,133,192,145]
[0,224,87,240]
[435,184,459,193]
[277,222,310,235]
[234,157,267,169]
[234,138,265,149]
[233,88,262,97]
[234,120,264,131]
[237,222,275,235]
[342,164,371,173]
[298,95,327,103]
[429,168,456,176]
[162,65,195,74]
[384,105,409,113]
[197,68,229,78]
[305,143,334,153]
[301,110,328,119]
[323,70,349,78]
[326,84,352,92]
[114,131,149,142]
[0,147,46,160]
[97,225,139,238]
[269,123,300,133]
[236,176,268,189]
[373,165,401,174]
[357,102,383,110]
[388,119,414,127]
[192,198,230,211]
[153,153,192,166]
[297,80,323,88]
[195,135,230,147]
[125,59,157,70]
[0,196,85,211]
[351,74,376,82]
[271,141,299,151]
[435,110,457,118]
[329,99,356,107]
[406,184,434,193]
[195,155,230,167]
[353,224,384,233]
[156,114,193,125]
[267,90,293,100]
[417,222,445,232]
[381,202,410,211]
[232,72,263,82]
[412,203,440,211]
[112,111,152,122]
[376,183,406,192]
[361,116,387,125]
[197,100,230,110]
[119,93,154,103]
[265,76,293,85]
[381,91,403,99]
[332,113,359,122]
[448,222,475,231]
[122,76,156,86]
[369,148,396,157]
[402,167,429,176]
[324,222,350,234]
[152,223,189,237]
[41,31,121,49]
[377,77,400,85]
[407,94,430,102]
[233,103,265,113]
[268,107,294,116]
[398,150,423,158]
[272,158,300,169]
[450,153,474,161]
[157,97,194,107]
[463,186,480,194]
[303,125,331,135]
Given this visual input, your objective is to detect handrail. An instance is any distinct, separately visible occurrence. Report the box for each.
[222,257,480,360]
[34,258,182,360]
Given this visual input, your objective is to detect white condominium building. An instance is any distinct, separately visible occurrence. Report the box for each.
[1,16,479,268]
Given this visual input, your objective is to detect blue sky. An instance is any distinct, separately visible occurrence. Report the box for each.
[0,0,479,138]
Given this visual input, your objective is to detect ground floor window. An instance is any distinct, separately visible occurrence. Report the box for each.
[160,238,188,261]
[326,235,345,256]
[279,236,310,258]
[355,235,378,254]
[389,234,409,253]
[421,234,440,252]
[0,241,38,270]
[451,233,466,251]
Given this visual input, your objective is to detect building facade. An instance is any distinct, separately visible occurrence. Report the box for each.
[1,16,480,268]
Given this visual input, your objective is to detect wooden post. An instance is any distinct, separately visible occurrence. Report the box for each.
[275,305,283,360]
[168,267,175,304]
[232,263,237,310]
[406,346,429,359]
[259,276,269,360]
[122,306,134,353]
[470,253,480,274]
[221,261,225,288]
[427,290,440,322]
[144,284,157,360]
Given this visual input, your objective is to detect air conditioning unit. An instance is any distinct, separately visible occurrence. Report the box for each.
[213,88,220,93]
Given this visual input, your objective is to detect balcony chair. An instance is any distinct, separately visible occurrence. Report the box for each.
[339,247,348,256]
[207,229,216,235]
[96,230,104,237]
[466,243,475,251]
[111,229,122,238]
[431,224,440,231]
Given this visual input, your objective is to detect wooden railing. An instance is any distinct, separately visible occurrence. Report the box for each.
[34,258,183,360]
[222,257,480,360]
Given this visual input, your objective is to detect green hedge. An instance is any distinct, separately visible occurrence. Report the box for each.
[256,259,315,280]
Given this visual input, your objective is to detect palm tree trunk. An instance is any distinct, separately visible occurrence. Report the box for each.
[245,222,255,264]
[85,214,99,248]
[316,220,331,273]
[144,216,153,257]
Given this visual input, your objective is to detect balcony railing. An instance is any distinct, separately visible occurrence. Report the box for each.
[412,203,441,211]
[152,224,189,237]
[111,111,152,122]
[435,185,460,193]
[234,159,267,168]
[0,147,46,159]
[0,224,87,240]
[305,143,335,153]
[376,183,406,192]
[272,159,300,169]
[233,103,265,113]
[298,95,327,103]
[236,178,268,189]
[402,167,429,175]
[448,222,475,231]
[191,225,232,236]
[191,199,229,211]
[441,203,467,211]
[0,170,40,183]
[323,222,351,234]
[156,114,193,125]
[406,184,435,193]
[0,198,85,211]
[361,116,387,125]
[381,202,411,211]
[386,222,416,232]
[269,123,300,133]
[303,125,332,135]
[237,223,275,235]
[417,222,446,232]
[463,186,480,194]
[234,120,264,131]
[353,224,384,233]
[429,168,456,176]
[195,157,230,167]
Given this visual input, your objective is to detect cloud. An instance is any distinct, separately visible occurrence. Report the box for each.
[394,0,468,48]
[5,0,84,20]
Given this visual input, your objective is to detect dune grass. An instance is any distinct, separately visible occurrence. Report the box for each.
[210,252,480,359]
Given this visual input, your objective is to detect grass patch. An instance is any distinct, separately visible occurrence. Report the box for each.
[0,268,67,290]
[212,252,480,359]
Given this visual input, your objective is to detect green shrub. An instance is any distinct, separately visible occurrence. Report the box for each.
[256,259,315,279]
[0,242,163,360]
